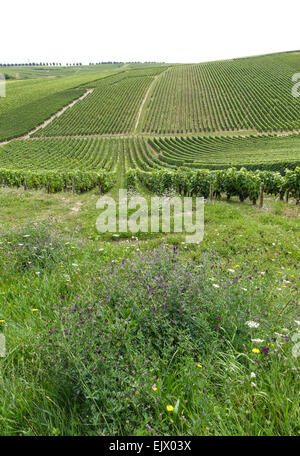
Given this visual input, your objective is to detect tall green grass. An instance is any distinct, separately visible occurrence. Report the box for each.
[0,219,299,436]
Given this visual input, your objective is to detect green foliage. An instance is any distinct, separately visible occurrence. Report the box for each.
[137,167,300,204]
[125,168,137,190]
[219,168,261,203]
[282,167,300,202]
[256,169,285,197]
[0,168,116,193]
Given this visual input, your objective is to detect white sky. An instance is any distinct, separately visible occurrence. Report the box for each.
[2,0,300,64]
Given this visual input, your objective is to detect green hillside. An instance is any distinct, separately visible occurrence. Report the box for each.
[0,52,299,438]
[0,52,299,192]
[140,53,300,134]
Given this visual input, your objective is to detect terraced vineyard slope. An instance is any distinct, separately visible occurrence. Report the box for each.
[148,133,300,172]
[0,53,299,199]
[2,132,299,177]
[0,137,120,172]
[0,137,121,192]
[140,53,300,134]
[0,71,120,142]
[34,67,167,136]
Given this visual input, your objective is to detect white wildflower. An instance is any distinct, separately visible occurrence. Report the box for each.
[213,284,220,288]
[251,338,264,343]
[245,321,260,328]
[250,372,256,378]
[251,382,257,387]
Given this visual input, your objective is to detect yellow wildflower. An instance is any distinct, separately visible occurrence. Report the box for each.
[197,363,202,368]
[166,405,174,412]
[32,309,38,312]
[252,348,260,354]
[152,387,157,392]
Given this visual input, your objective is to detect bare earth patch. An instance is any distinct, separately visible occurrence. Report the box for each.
[70,202,83,213]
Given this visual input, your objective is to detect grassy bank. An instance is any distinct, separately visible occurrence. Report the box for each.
[0,188,299,435]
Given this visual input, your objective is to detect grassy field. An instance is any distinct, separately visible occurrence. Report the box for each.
[0,187,299,435]
[0,52,299,437]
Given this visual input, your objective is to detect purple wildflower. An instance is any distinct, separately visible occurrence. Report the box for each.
[261,346,269,355]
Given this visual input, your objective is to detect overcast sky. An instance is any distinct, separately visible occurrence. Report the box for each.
[2,0,300,64]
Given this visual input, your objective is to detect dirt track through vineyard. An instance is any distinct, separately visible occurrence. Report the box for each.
[0,88,94,147]
[1,80,300,146]
[134,75,160,132]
